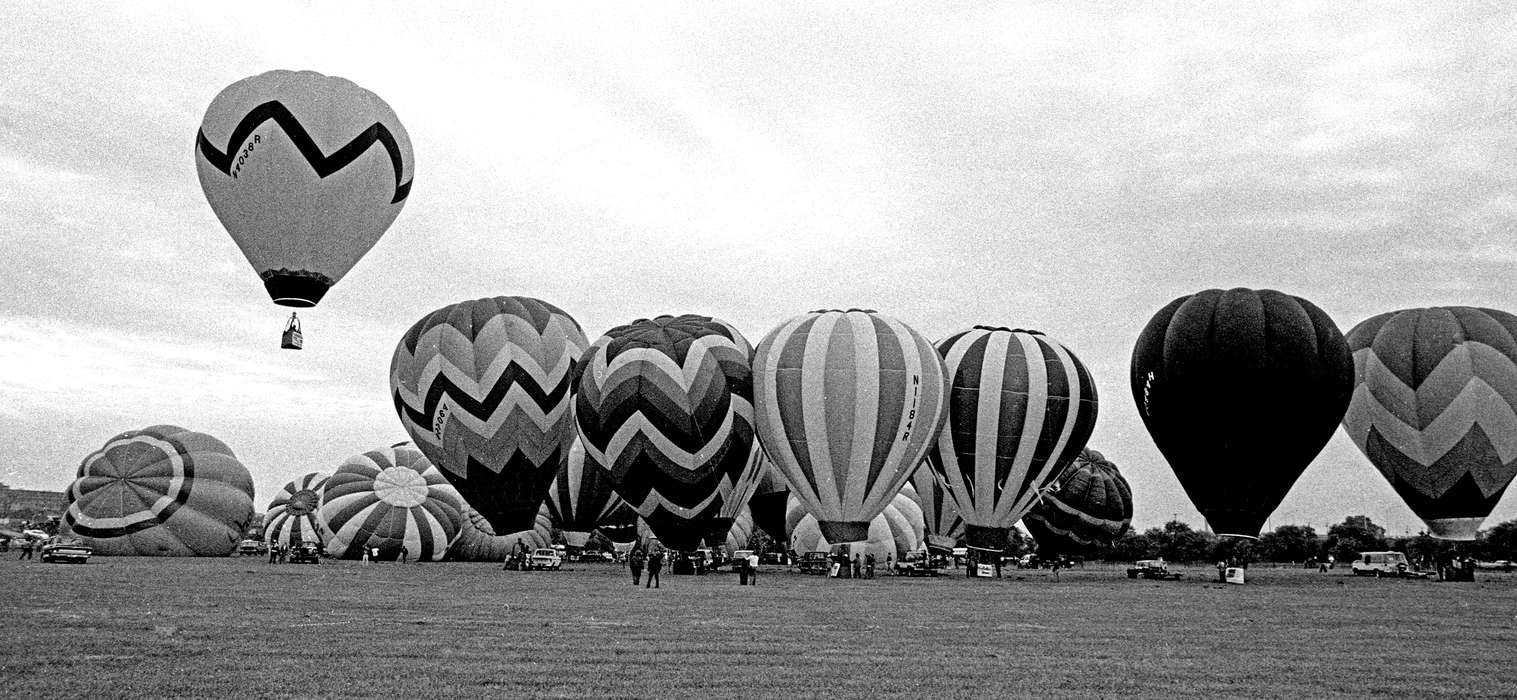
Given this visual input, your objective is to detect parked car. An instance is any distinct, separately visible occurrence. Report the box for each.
[529,547,564,571]
[1476,560,1515,572]
[894,551,938,577]
[288,542,322,564]
[237,539,268,556]
[796,551,832,575]
[1126,559,1182,580]
[40,537,93,564]
[1351,551,1412,577]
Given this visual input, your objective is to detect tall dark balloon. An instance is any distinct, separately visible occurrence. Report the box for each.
[1342,307,1517,540]
[1131,288,1353,537]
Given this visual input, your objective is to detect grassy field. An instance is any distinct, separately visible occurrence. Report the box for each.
[2,557,1515,698]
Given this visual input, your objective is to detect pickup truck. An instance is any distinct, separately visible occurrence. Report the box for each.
[40,538,93,564]
[894,552,938,577]
[796,551,832,575]
[1126,559,1182,580]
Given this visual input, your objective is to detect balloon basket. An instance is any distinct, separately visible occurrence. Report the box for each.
[281,312,303,350]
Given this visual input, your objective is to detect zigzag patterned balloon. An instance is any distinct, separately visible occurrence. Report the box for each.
[545,437,627,547]
[1343,307,1517,540]
[263,472,328,549]
[391,297,587,534]
[575,314,757,552]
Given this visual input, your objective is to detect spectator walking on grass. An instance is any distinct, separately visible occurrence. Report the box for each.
[629,546,646,585]
[747,551,760,586]
[400,545,409,564]
[646,549,663,588]
[852,554,862,579]
[18,539,33,560]
[865,553,875,579]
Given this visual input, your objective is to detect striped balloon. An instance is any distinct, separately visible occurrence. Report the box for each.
[725,504,757,551]
[575,314,758,551]
[785,483,925,560]
[390,297,588,534]
[747,452,791,543]
[1343,307,1517,540]
[65,425,255,556]
[911,460,964,551]
[597,502,641,548]
[927,326,1098,551]
[263,472,329,549]
[449,504,556,562]
[545,437,626,548]
[1022,448,1133,551]
[320,443,464,561]
[754,309,949,544]
[708,444,773,545]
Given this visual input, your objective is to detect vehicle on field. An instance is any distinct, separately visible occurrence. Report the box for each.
[726,550,754,572]
[1476,560,1515,572]
[529,547,563,570]
[1126,559,1182,580]
[894,551,938,577]
[237,539,268,556]
[288,542,322,564]
[760,552,786,566]
[796,551,831,575]
[1351,551,1412,577]
[40,537,93,564]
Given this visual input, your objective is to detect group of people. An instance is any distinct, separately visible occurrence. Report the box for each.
[830,552,877,579]
[626,545,664,588]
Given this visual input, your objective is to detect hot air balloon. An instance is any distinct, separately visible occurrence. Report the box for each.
[927,326,1098,560]
[748,452,791,543]
[195,70,414,347]
[597,502,642,553]
[64,426,255,556]
[449,504,556,562]
[1342,307,1517,540]
[545,437,626,548]
[263,472,328,550]
[391,297,588,534]
[707,443,771,546]
[575,314,758,552]
[911,461,964,552]
[1022,448,1133,551]
[1131,288,1353,537]
[786,484,926,561]
[320,443,464,561]
[754,309,949,543]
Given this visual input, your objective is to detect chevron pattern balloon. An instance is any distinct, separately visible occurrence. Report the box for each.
[928,326,1098,551]
[263,472,329,549]
[754,309,950,544]
[320,443,464,561]
[544,437,626,548]
[391,297,587,534]
[1023,448,1133,551]
[708,443,773,545]
[1343,306,1517,540]
[911,460,964,551]
[575,314,758,551]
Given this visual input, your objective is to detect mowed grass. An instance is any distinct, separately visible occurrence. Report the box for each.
[2,557,1515,698]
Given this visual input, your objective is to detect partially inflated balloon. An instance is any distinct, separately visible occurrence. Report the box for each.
[575,314,757,551]
[320,443,464,561]
[1022,448,1133,551]
[754,309,949,543]
[264,472,328,549]
[449,504,556,562]
[786,484,925,560]
[391,297,587,534]
[1342,307,1517,540]
[928,326,1098,551]
[65,426,255,556]
[1131,288,1353,537]
[545,438,626,548]
[196,70,414,307]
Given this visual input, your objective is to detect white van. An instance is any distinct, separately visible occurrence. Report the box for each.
[1351,551,1409,577]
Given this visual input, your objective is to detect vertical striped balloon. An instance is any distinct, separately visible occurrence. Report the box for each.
[544,437,626,548]
[754,309,949,544]
[263,472,329,549]
[911,460,964,551]
[320,443,464,561]
[927,327,1098,552]
[785,483,926,560]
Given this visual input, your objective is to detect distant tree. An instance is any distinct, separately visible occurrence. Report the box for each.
[1152,520,1213,562]
[1258,524,1319,563]
[1004,527,1034,558]
[1103,530,1154,562]
[1483,520,1517,561]
[1326,515,1386,561]
[1390,531,1457,569]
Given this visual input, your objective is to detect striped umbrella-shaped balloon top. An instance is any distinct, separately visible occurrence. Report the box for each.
[1343,307,1517,540]
[545,437,627,547]
[1022,448,1133,551]
[65,425,255,557]
[911,460,964,551]
[320,443,464,561]
[785,482,925,560]
[928,326,1098,551]
[391,296,588,534]
[754,309,949,544]
[264,472,328,549]
[449,503,556,562]
[575,314,758,551]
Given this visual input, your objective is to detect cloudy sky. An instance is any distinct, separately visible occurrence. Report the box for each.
[3,2,1515,535]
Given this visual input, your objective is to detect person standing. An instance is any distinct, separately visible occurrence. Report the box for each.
[747,551,760,586]
[864,553,876,579]
[629,547,646,585]
[268,543,279,564]
[399,545,409,564]
[361,546,370,565]
[18,539,33,561]
[737,553,749,585]
[646,549,663,588]
[851,554,862,579]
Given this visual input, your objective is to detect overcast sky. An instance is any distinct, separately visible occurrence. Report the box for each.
[3,2,1515,535]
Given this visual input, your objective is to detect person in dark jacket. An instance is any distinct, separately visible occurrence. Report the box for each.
[629,547,646,585]
[646,550,663,588]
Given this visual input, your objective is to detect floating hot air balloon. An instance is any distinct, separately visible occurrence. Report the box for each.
[320,443,464,561]
[391,297,587,534]
[927,326,1098,555]
[545,438,626,548]
[911,461,964,552]
[449,504,556,562]
[263,472,328,549]
[1342,307,1517,540]
[65,426,255,556]
[575,314,758,551]
[786,484,926,560]
[195,70,414,346]
[754,309,949,543]
[1022,448,1133,551]
[1131,288,1353,537]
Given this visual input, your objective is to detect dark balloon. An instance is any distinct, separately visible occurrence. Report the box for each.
[1131,288,1353,537]
[1022,448,1133,551]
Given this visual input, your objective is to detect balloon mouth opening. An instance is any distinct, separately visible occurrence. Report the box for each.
[1215,533,1260,541]
[1424,517,1483,541]
[263,269,332,307]
[964,524,1009,551]
[817,520,872,544]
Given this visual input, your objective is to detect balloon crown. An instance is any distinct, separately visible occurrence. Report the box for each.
[972,325,1044,335]
[809,308,877,314]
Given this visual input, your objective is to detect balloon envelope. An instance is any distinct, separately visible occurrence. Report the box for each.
[320,443,464,561]
[786,484,925,560]
[753,309,949,543]
[1342,307,1517,540]
[264,472,328,549]
[911,461,964,552]
[1022,448,1133,551]
[545,437,626,546]
[449,504,556,562]
[1131,288,1353,537]
[65,425,255,556]
[196,70,414,307]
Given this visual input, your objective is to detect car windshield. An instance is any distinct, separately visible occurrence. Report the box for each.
[534,549,556,556]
